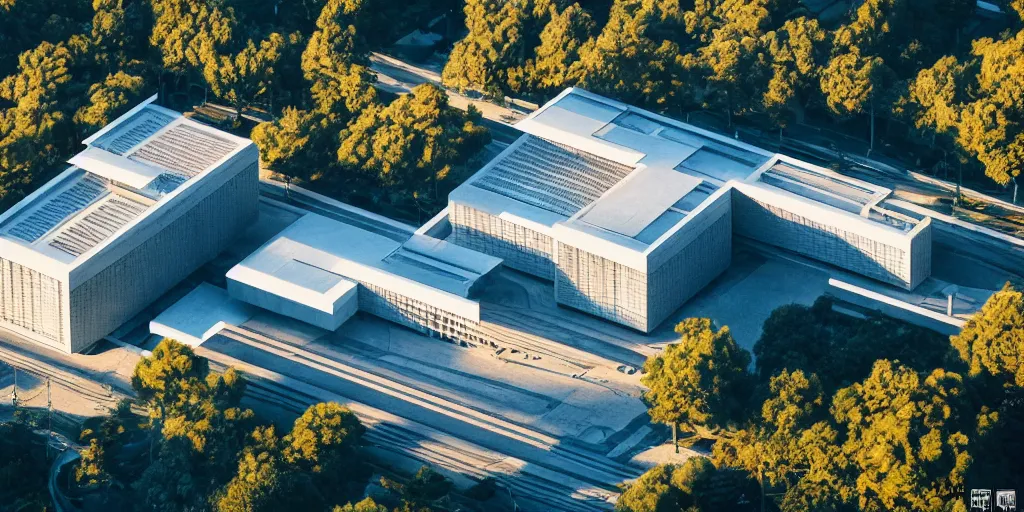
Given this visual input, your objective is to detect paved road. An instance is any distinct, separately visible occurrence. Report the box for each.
[49,448,81,512]
[369,52,525,145]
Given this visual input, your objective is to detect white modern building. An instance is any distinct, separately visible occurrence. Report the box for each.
[448,88,932,332]
[0,96,258,353]
[226,212,502,344]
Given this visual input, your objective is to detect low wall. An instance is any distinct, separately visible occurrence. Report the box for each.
[827,278,964,336]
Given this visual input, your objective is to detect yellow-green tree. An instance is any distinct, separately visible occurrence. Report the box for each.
[333,497,389,512]
[955,32,1024,189]
[442,0,531,97]
[149,0,236,76]
[337,84,490,209]
[0,36,91,207]
[951,283,1024,387]
[713,370,827,491]
[90,0,151,72]
[216,425,324,512]
[713,370,853,511]
[761,16,828,127]
[300,0,378,119]
[641,318,752,449]
[75,399,137,491]
[73,71,146,134]
[511,3,595,97]
[569,0,682,110]
[203,34,287,112]
[251,107,322,179]
[832,361,971,511]
[284,402,369,505]
[131,339,255,511]
[698,0,800,126]
[819,48,892,150]
[617,458,758,512]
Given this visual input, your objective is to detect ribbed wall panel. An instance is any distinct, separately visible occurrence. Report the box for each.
[733,193,916,289]
[0,258,64,347]
[68,163,258,352]
[555,243,649,331]
[448,203,555,280]
[646,212,732,330]
[357,280,487,345]
[909,222,933,290]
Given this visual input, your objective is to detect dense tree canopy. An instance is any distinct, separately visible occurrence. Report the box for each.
[634,283,1024,511]
[442,0,531,97]
[150,0,236,76]
[74,71,147,133]
[336,83,490,214]
[641,318,752,441]
[0,420,51,511]
[60,339,389,511]
[617,458,758,512]
[753,297,955,394]
[509,3,595,97]
[951,283,1024,387]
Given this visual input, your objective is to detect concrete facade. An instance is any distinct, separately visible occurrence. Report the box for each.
[731,180,932,291]
[0,96,257,353]
[226,213,502,345]
[446,88,933,333]
[449,202,555,280]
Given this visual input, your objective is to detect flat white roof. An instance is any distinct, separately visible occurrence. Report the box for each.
[451,87,909,271]
[0,95,253,270]
[149,283,257,347]
[450,88,774,255]
[227,213,501,322]
[576,167,701,238]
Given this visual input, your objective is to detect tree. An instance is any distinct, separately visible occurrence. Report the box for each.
[381,466,454,510]
[216,426,323,512]
[333,498,388,512]
[569,0,683,110]
[713,370,827,492]
[300,0,378,118]
[149,0,236,76]
[442,0,530,97]
[761,16,828,127]
[0,0,93,78]
[699,23,768,126]
[899,55,974,147]
[641,318,752,449]
[512,3,595,97]
[131,338,213,419]
[831,361,971,511]
[251,107,320,178]
[74,71,146,135]
[75,399,137,491]
[900,28,1024,191]
[951,283,1024,388]
[820,48,891,150]
[0,36,91,207]
[616,464,687,512]
[697,0,802,126]
[955,32,1024,189]
[90,0,151,72]
[617,458,758,512]
[753,297,953,395]
[712,370,853,510]
[131,339,255,511]
[204,34,286,112]
[0,420,50,511]
[284,402,369,504]
[337,84,490,209]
